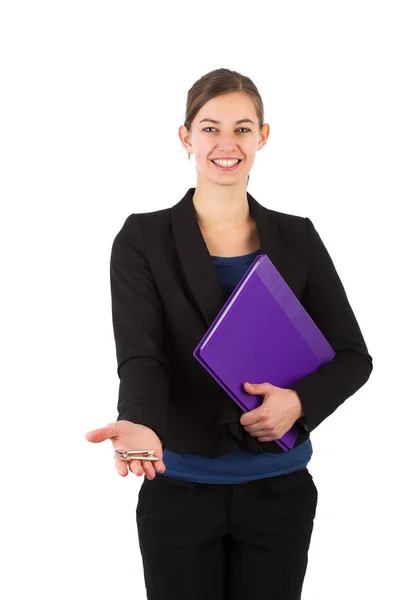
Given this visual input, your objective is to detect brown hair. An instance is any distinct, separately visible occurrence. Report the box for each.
[184,68,265,185]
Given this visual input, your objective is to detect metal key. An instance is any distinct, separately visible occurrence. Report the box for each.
[114,449,158,461]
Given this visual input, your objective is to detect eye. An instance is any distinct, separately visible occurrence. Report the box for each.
[202,127,251,133]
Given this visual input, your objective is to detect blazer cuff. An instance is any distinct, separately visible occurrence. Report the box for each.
[288,351,372,432]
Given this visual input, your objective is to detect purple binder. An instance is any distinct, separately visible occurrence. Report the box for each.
[193,254,336,451]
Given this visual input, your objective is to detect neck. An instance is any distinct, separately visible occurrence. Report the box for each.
[192,179,251,232]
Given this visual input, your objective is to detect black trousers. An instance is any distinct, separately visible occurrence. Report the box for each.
[136,467,318,600]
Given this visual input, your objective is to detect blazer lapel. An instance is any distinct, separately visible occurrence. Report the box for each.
[171,187,307,328]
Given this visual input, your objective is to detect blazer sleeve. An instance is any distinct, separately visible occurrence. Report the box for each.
[288,217,373,433]
[110,213,169,446]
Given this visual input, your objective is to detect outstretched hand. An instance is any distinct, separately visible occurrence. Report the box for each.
[85,420,166,479]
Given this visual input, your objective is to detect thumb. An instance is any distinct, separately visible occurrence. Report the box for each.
[244,381,275,394]
[85,422,118,443]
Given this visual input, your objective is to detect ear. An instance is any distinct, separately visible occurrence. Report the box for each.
[258,122,270,150]
[179,124,192,155]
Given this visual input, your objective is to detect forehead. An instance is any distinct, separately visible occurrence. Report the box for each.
[194,92,256,123]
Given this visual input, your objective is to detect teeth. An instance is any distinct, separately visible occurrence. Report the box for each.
[212,159,240,166]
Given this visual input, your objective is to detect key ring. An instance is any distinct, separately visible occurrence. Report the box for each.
[114,449,158,462]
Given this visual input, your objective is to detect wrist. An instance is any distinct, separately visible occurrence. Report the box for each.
[291,390,305,419]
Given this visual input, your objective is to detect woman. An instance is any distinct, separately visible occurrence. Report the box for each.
[85,68,373,600]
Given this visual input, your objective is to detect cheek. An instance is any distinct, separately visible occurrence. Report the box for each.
[196,150,214,166]
[199,144,214,158]
[243,141,257,155]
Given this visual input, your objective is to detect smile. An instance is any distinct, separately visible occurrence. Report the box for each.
[211,159,242,171]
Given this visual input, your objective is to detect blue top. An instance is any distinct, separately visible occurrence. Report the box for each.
[159,248,313,484]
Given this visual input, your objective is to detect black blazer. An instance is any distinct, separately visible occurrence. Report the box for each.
[110,187,373,458]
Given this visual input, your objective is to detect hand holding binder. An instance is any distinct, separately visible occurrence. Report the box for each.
[239,381,305,443]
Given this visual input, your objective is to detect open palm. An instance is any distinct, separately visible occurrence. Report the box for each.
[85,420,166,479]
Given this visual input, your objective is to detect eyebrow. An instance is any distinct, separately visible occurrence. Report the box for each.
[199,118,255,125]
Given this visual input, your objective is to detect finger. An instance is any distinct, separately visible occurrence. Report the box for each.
[245,424,271,435]
[240,413,262,426]
[85,422,118,443]
[257,430,282,442]
[154,459,166,474]
[142,460,156,480]
[115,459,129,477]
[128,459,144,477]
[243,421,266,432]
[247,429,268,437]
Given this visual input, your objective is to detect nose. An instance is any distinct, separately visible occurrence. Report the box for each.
[215,132,239,153]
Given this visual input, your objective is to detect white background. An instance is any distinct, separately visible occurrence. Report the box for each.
[1,1,398,599]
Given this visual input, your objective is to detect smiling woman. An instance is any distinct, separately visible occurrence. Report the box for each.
[86,67,373,600]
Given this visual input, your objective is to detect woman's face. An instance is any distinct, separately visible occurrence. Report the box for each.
[180,91,269,186]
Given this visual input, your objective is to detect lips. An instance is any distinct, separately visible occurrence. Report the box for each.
[210,159,242,163]
[210,159,242,171]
